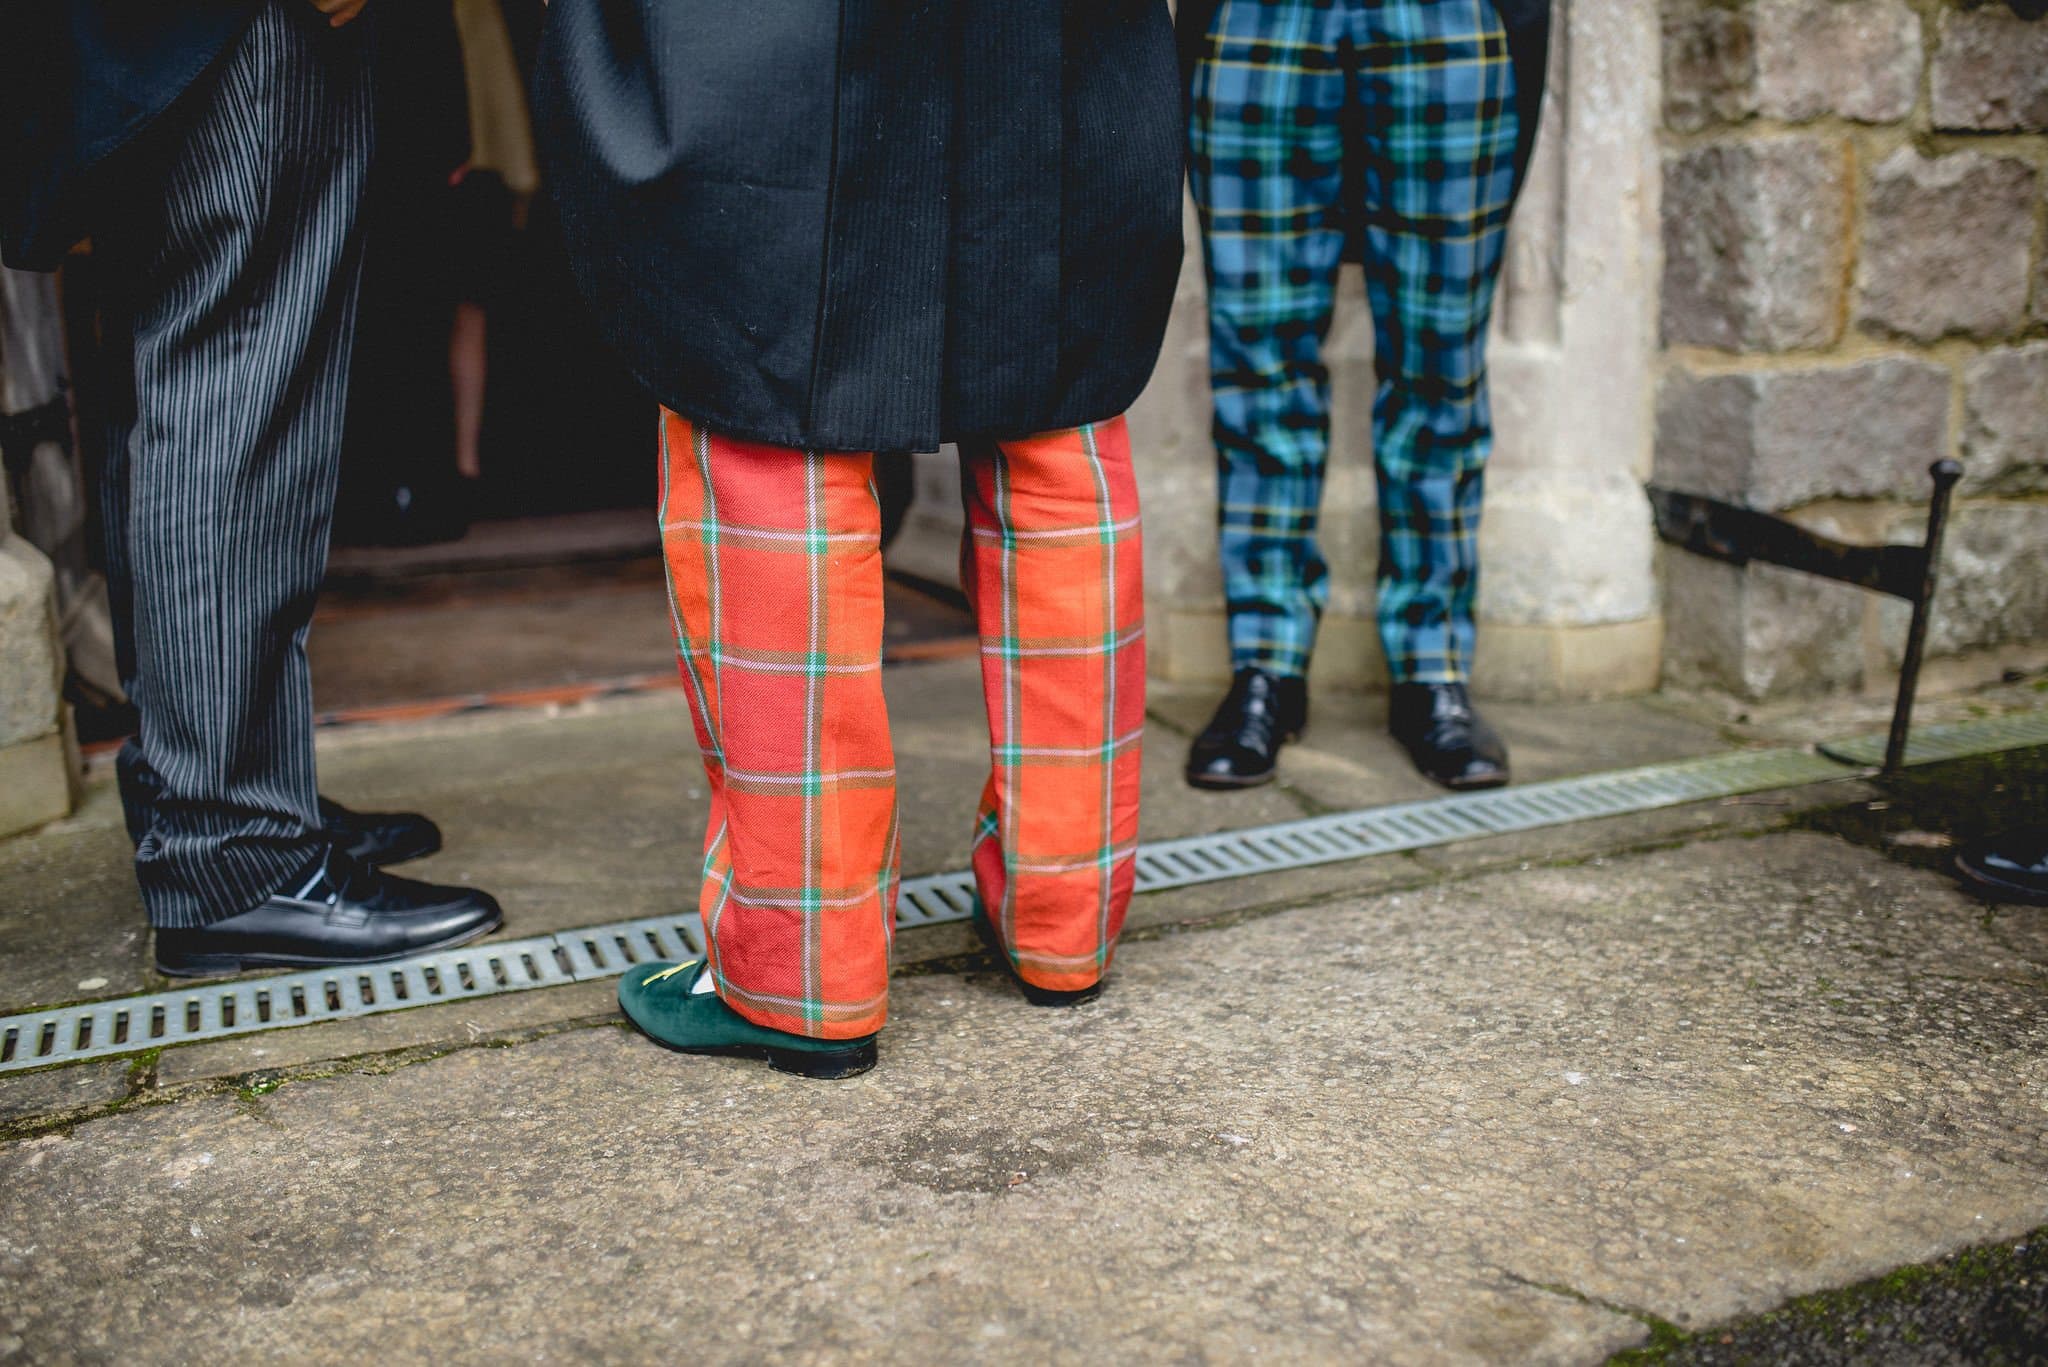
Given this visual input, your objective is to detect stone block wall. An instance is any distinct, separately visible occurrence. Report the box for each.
[0,270,80,837]
[0,512,74,839]
[1658,0,2048,700]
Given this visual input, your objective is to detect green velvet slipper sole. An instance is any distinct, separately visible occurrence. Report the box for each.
[617,960,878,1080]
[970,905,1104,1008]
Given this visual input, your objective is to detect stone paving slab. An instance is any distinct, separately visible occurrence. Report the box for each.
[0,1060,128,1128]
[0,782,146,1013]
[3,833,2044,1363]
[149,980,621,1090]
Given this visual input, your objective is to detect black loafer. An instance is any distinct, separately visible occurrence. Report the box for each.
[972,905,1103,1007]
[1186,668,1309,790]
[1955,827,2048,906]
[1388,682,1510,790]
[319,797,442,867]
[154,847,503,977]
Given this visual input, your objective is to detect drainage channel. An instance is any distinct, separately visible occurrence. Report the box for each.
[1819,708,2048,768]
[5,708,2043,1076]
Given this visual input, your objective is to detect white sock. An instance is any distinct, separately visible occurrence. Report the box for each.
[690,967,718,995]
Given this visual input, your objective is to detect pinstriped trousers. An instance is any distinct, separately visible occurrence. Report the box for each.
[95,2,373,929]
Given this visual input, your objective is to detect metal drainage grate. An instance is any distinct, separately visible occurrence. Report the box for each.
[0,915,706,1076]
[0,738,1917,1077]
[1821,707,2048,769]
[1127,743,1847,894]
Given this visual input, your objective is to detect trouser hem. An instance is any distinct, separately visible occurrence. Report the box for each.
[139,840,330,931]
[1386,668,1471,687]
[1227,651,1312,682]
[721,993,888,1043]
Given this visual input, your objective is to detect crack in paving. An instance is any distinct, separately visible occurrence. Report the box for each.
[1499,1270,1689,1355]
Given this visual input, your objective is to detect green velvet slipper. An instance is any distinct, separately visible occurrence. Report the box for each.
[616,959,878,1080]
[970,904,1104,1008]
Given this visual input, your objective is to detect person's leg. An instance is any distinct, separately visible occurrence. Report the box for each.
[101,216,440,870]
[449,300,488,481]
[960,417,1144,998]
[112,2,374,927]
[1353,0,1520,689]
[654,410,898,1042]
[1190,0,1350,681]
[447,170,516,486]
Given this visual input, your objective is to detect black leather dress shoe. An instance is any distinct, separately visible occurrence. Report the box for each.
[154,848,503,977]
[1388,682,1510,791]
[1955,826,2048,906]
[1186,668,1309,790]
[319,797,442,867]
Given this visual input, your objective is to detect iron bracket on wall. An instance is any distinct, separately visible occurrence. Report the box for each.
[1647,459,1963,774]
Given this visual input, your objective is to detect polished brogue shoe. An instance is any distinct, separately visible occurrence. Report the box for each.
[1186,668,1309,790]
[1388,682,1510,791]
[154,848,503,977]
[1955,826,2048,906]
[319,797,442,867]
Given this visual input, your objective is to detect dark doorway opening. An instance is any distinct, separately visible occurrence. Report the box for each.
[50,0,957,748]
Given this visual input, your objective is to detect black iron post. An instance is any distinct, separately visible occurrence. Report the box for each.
[1884,460,1964,773]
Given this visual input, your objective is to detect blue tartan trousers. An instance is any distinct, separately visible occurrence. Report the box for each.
[1190,0,1523,684]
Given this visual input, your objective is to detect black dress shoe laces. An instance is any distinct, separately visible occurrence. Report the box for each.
[1389,683,1510,791]
[1431,690,1475,726]
[1214,670,1306,747]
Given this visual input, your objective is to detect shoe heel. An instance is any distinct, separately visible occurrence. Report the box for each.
[1020,980,1104,1009]
[767,1039,878,1080]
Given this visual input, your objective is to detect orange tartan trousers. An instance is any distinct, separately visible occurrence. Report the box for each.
[658,410,1146,1039]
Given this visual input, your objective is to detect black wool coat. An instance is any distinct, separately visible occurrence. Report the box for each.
[532,0,1186,453]
[1,1,258,271]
